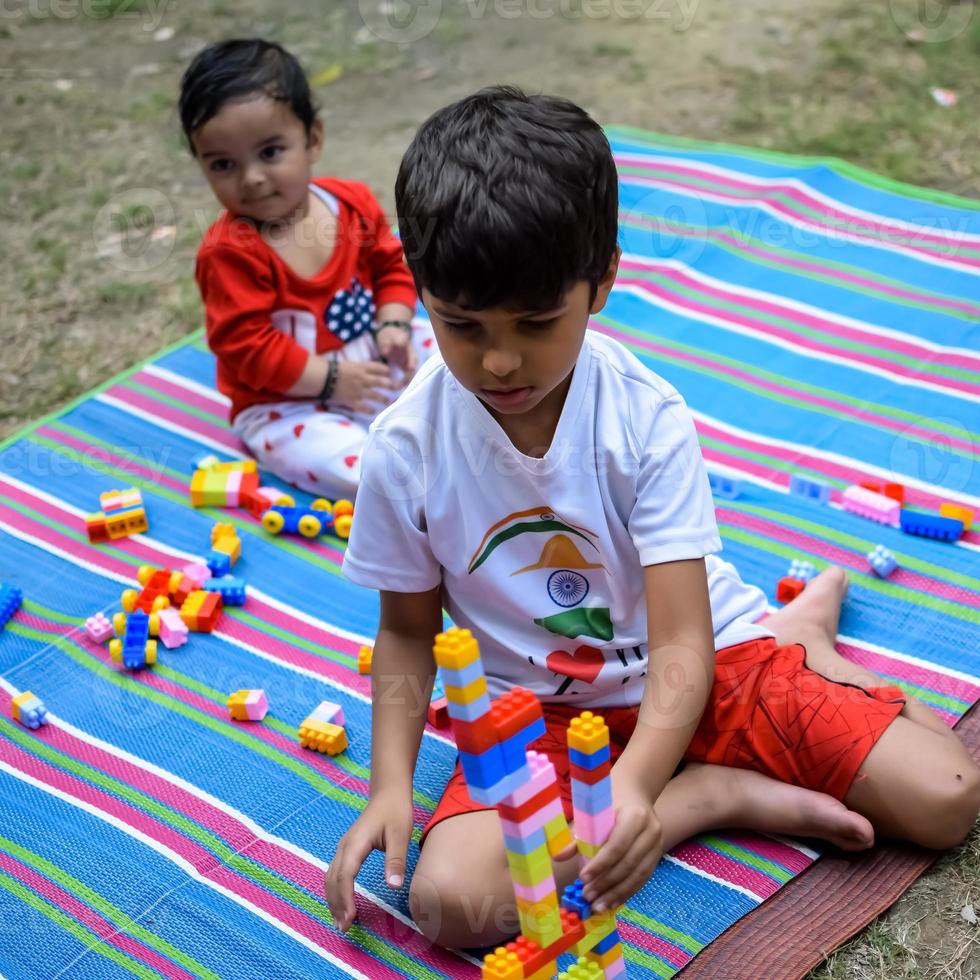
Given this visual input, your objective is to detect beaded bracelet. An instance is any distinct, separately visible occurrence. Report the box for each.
[318,355,339,403]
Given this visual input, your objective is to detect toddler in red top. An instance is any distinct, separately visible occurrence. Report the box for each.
[180,39,436,498]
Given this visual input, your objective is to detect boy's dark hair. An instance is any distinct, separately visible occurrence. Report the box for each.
[395,86,618,311]
[178,39,318,151]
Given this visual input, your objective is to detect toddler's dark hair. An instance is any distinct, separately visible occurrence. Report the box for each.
[178,38,317,151]
[395,86,618,311]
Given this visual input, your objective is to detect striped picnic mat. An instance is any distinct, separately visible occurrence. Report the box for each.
[0,129,978,979]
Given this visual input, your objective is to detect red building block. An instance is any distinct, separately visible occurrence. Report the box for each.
[427,696,450,729]
[490,687,542,741]
[777,577,805,604]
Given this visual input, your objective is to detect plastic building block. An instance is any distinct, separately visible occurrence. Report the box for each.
[567,712,609,756]
[192,452,221,471]
[358,644,373,675]
[12,691,48,729]
[777,577,806,604]
[84,612,114,644]
[298,718,347,755]
[122,566,174,614]
[242,485,287,519]
[228,689,268,721]
[841,485,900,526]
[205,551,231,577]
[180,590,223,632]
[211,524,241,564]
[860,480,906,505]
[789,474,832,504]
[707,472,742,500]
[109,610,158,669]
[99,487,148,538]
[427,696,450,729]
[261,500,334,538]
[561,881,593,921]
[788,559,817,583]
[85,512,109,542]
[867,545,898,578]
[0,584,23,630]
[181,562,211,588]
[482,947,523,979]
[157,607,189,649]
[307,699,345,727]
[900,509,964,542]
[205,575,246,606]
[940,503,973,531]
[558,958,603,979]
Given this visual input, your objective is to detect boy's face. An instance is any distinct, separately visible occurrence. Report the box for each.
[190,96,323,223]
[422,251,620,428]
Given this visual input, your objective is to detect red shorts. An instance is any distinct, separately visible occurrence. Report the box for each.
[421,636,905,845]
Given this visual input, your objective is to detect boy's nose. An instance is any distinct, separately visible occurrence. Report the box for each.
[482,347,521,378]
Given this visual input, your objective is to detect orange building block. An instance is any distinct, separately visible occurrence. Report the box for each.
[180,590,223,632]
[298,719,348,755]
[358,644,373,675]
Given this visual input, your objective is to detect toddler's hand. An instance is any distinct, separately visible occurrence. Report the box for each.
[331,360,397,415]
[578,772,663,912]
[325,791,414,932]
[374,324,418,378]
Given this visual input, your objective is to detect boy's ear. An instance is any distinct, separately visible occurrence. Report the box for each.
[306,117,325,160]
[589,246,621,314]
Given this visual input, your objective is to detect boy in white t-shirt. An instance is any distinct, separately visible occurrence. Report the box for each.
[325,86,980,949]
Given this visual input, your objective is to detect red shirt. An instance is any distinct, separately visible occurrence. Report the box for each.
[195,177,417,420]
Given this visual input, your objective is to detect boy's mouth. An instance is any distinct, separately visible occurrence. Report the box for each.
[480,386,533,408]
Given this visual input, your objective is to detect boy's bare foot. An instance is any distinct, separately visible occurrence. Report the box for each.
[675,761,874,852]
[760,565,849,648]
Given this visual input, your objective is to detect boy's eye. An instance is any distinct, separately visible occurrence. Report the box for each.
[442,319,477,331]
[260,145,284,160]
[522,317,559,328]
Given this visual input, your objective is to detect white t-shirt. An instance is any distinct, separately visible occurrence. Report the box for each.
[343,331,772,707]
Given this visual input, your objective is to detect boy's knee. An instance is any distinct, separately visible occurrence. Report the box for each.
[914,764,980,850]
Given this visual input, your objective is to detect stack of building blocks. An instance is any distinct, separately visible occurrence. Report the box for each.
[841,485,900,526]
[227,689,269,721]
[431,627,622,979]
[208,523,241,576]
[859,481,905,504]
[190,457,259,508]
[298,700,347,754]
[787,559,817,583]
[899,510,964,542]
[12,691,48,730]
[109,610,159,670]
[205,576,246,606]
[707,472,742,500]
[867,545,898,578]
[86,487,148,541]
[427,695,450,729]
[358,644,373,675]
[939,503,973,531]
[157,607,189,649]
[0,583,23,630]
[84,612,114,644]
[789,474,832,504]
[179,590,223,632]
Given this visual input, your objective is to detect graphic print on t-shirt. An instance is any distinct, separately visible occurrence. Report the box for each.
[325,277,375,343]
[467,506,643,696]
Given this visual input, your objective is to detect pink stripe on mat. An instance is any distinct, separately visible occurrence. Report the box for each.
[134,371,229,422]
[0,851,198,980]
[670,841,779,899]
[618,920,691,968]
[714,834,813,876]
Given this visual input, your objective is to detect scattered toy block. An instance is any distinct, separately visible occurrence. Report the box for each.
[298,718,347,755]
[181,562,211,588]
[261,500,334,538]
[940,503,973,531]
[122,566,173,614]
[558,957,604,979]
[900,509,964,542]
[867,545,898,578]
[789,474,832,504]
[109,610,158,670]
[708,472,742,500]
[84,612,114,644]
[860,481,905,505]
[0,584,23,630]
[228,689,268,721]
[157,607,189,649]
[777,577,806,604]
[358,644,373,675]
[211,523,241,564]
[242,485,287,519]
[205,575,246,606]
[85,512,109,542]
[788,559,816,583]
[841,485,900,526]
[12,691,47,729]
[100,487,148,538]
[307,700,345,727]
[180,590,223,632]
[427,696,450,729]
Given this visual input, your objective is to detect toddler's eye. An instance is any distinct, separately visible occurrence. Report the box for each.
[210,159,233,173]
[260,145,284,160]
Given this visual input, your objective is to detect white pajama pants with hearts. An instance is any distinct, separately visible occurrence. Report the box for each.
[232,323,437,500]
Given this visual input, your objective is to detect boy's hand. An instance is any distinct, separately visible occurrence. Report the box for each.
[578,771,663,912]
[331,360,397,414]
[324,789,414,932]
[374,324,417,377]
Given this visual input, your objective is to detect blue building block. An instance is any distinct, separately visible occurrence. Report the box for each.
[205,575,246,606]
[900,510,964,542]
[205,550,231,577]
[567,777,613,815]
[0,584,23,630]
[789,474,832,504]
[503,826,548,856]
[497,717,547,772]
[788,559,817,583]
[438,657,486,691]
[12,692,48,730]
[592,929,621,955]
[708,473,742,500]
[568,742,611,770]
[867,545,898,578]
[459,743,509,791]
[467,767,527,807]
[561,880,593,920]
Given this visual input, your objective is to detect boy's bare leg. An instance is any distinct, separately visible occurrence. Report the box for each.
[761,566,980,849]
[411,761,873,948]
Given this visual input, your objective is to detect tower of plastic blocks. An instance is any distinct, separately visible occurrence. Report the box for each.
[432,627,622,980]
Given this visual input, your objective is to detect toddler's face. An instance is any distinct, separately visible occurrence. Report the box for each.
[422,254,619,428]
[190,96,322,223]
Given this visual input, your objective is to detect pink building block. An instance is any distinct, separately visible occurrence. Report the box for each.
[158,607,189,649]
[228,689,269,721]
[513,876,560,903]
[574,807,615,846]
[499,796,564,839]
[181,562,211,589]
[308,700,345,727]
[85,612,114,644]
[841,485,900,526]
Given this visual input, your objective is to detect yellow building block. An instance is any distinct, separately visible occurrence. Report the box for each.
[575,838,602,860]
[572,910,617,956]
[567,711,609,755]
[481,947,523,980]
[525,962,558,980]
[518,896,562,949]
[212,460,257,474]
[357,645,372,675]
[105,508,148,539]
[298,719,348,755]
[432,627,481,671]
[585,942,624,970]
[506,845,554,888]
[558,957,603,979]
[545,813,573,856]
[940,502,973,530]
[445,674,488,705]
